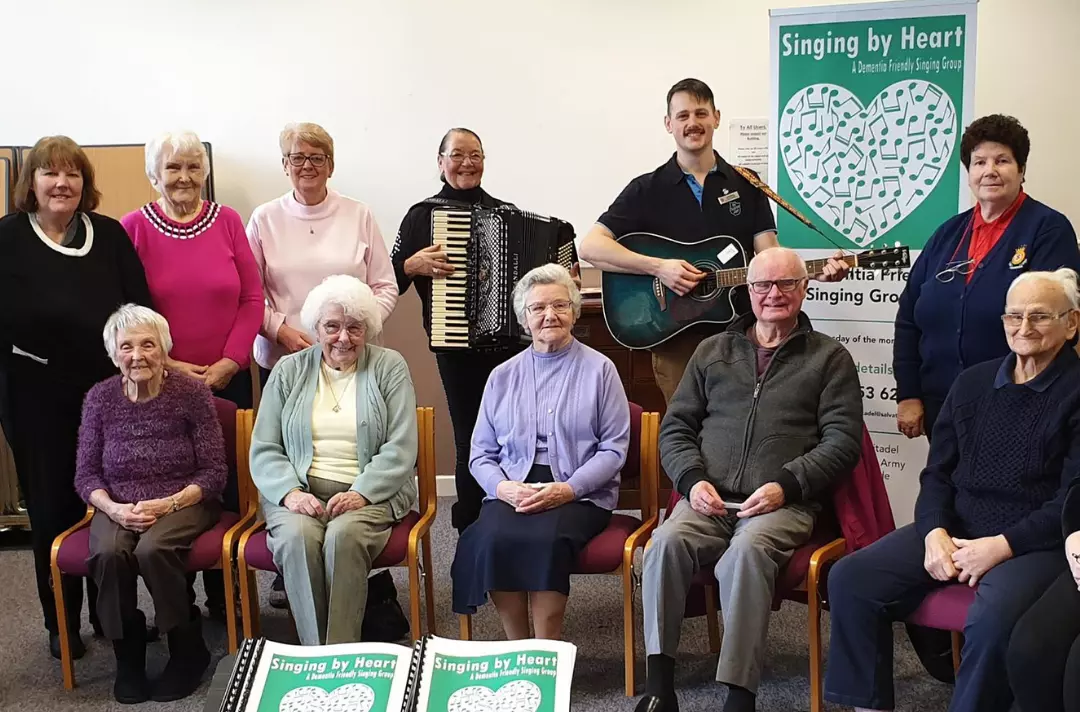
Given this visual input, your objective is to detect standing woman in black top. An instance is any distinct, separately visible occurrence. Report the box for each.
[391,128,520,533]
[0,136,152,660]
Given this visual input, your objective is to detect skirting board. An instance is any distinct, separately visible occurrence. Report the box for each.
[436,475,457,497]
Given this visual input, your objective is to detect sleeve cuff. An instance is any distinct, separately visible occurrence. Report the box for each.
[676,468,707,498]
[775,471,803,504]
[915,512,953,539]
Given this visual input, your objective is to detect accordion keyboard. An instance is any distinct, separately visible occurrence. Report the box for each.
[430,209,472,349]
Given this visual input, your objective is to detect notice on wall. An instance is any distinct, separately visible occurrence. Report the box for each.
[729,118,770,184]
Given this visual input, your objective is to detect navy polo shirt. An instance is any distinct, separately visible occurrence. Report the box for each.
[596,151,777,327]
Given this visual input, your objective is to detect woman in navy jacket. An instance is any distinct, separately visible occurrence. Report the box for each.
[894,114,1080,440]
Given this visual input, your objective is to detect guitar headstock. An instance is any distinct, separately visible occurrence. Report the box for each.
[856,244,911,270]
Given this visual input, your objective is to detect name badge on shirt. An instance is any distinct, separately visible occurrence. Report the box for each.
[717,191,741,205]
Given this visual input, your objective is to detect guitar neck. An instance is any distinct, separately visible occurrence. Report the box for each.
[711,254,858,286]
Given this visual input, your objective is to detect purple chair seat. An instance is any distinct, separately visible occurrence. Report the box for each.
[907,583,977,630]
[572,514,643,574]
[55,511,240,576]
[244,510,422,572]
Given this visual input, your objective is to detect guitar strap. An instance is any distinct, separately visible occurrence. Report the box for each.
[730,164,830,240]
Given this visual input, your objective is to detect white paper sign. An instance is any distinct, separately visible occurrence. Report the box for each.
[729,118,770,184]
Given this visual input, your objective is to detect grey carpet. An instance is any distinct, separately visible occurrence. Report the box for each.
[0,499,955,711]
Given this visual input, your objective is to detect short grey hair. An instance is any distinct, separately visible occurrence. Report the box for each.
[145,130,210,188]
[512,263,582,331]
[299,275,383,338]
[746,246,808,282]
[279,122,335,161]
[1007,268,1080,310]
[102,304,173,366]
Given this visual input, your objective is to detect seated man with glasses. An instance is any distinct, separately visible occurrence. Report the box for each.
[824,268,1080,712]
[638,247,863,712]
[450,263,631,641]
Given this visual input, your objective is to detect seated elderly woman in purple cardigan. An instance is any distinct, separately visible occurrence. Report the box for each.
[450,263,631,640]
[74,304,226,705]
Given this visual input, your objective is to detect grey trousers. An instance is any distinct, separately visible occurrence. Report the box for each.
[88,501,220,640]
[262,477,398,646]
[642,498,816,692]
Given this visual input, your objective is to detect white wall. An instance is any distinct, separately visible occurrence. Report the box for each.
[3,0,1077,238]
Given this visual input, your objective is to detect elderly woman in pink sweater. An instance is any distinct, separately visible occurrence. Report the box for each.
[120,130,263,409]
[245,121,402,633]
[246,122,397,376]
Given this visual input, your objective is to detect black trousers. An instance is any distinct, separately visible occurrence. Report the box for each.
[1008,569,1080,712]
[435,348,520,533]
[6,357,97,635]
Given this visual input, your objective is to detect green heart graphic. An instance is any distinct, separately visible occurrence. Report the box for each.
[447,680,543,712]
[278,683,375,712]
[780,79,956,246]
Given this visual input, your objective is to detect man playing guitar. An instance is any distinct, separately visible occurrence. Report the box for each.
[579,78,849,401]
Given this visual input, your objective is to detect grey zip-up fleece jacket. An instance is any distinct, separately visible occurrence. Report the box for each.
[661,311,863,504]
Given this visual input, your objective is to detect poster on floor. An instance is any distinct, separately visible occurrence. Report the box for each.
[768,0,978,523]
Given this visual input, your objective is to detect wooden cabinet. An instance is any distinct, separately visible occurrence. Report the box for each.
[574,295,667,418]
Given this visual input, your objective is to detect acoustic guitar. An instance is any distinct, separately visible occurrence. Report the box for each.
[600,232,910,349]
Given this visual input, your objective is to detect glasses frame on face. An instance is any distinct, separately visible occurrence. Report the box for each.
[747,278,807,295]
[525,300,572,317]
[1001,310,1072,329]
[286,153,330,168]
[320,320,366,338]
[440,151,485,166]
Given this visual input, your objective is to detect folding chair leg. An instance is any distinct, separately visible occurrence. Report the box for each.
[52,567,76,690]
[808,591,824,712]
[705,584,721,654]
[623,566,637,697]
[459,614,473,641]
[951,631,963,674]
[422,535,437,637]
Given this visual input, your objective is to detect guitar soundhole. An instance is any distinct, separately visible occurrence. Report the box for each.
[689,260,721,302]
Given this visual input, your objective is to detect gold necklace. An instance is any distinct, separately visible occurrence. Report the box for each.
[322,364,347,413]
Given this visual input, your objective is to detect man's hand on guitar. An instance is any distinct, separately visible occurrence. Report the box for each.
[813,252,851,282]
[655,259,704,295]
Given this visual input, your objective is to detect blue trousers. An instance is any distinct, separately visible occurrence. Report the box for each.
[824,524,1063,711]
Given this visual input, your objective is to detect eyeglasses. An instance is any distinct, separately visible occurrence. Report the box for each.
[285,153,330,168]
[440,151,485,165]
[321,321,366,337]
[525,300,572,316]
[935,259,976,283]
[747,278,806,295]
[1001,311,1071,328]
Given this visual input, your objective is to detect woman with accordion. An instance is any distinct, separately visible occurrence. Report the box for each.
[391,128,518,534]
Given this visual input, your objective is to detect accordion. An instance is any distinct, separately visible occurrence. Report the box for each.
[427,204,577,351]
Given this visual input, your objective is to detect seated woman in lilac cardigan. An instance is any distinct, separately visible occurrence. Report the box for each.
[74,305,226,705]
[450,264,631,640]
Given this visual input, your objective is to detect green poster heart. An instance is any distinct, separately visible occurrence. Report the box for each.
[278,683,375,712]
[779,79,957,247]
[447,680,544,712]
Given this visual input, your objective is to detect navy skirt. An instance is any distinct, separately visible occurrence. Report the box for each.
[451,465,612,614]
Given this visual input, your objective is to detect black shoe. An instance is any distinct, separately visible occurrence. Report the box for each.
[151,613,211,702]
[49,631,86,660]
[361,597,411,642]
[643,655,678,712]
[112,617,149,705]
[635,695,666,712]
[269,574,288,609]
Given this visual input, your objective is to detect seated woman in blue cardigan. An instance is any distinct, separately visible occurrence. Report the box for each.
[451,263,630,640]
[825,268,1080,712]
[250,275,417,646]
[894,114,1080,441]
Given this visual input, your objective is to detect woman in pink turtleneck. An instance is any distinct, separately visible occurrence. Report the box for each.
[244,121,403,636]
[245,122,397,378]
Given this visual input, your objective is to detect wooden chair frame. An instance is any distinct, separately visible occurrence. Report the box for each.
[457,410,661,697]
[229,407,438,651]
[49,408,251,690]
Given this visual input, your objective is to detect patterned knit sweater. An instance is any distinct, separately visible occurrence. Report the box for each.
[915,347,1080,555]
[74,373,226,504]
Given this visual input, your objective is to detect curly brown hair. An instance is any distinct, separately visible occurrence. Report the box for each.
[960,114,1030,171]
[14,136,101,213]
